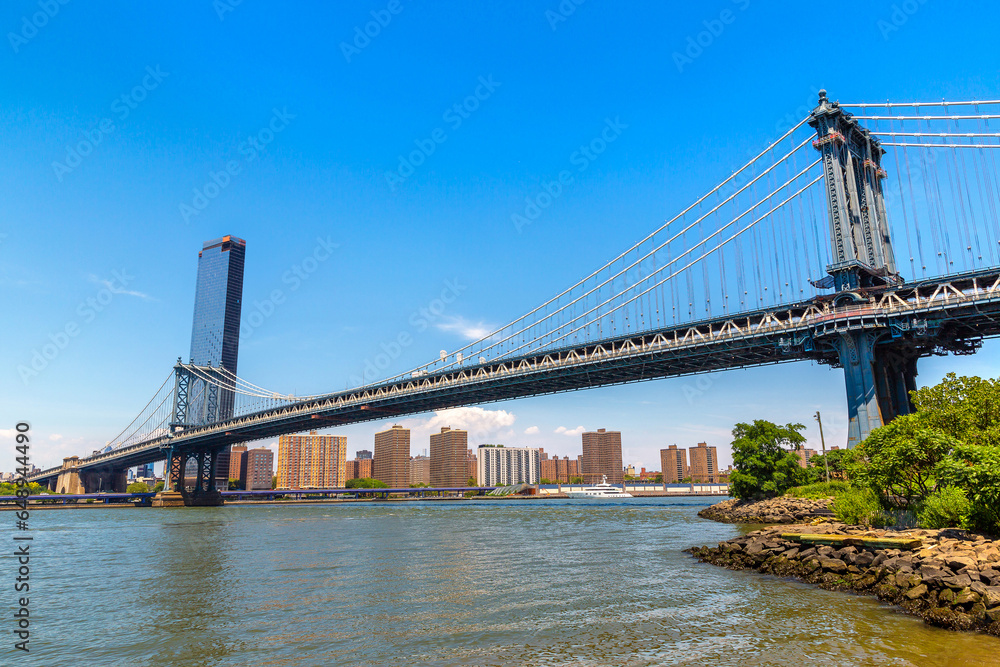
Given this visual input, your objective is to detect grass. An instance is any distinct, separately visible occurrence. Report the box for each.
[784,481,852,499]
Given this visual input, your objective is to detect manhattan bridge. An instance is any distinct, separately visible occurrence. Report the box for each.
[30,91,1000,505]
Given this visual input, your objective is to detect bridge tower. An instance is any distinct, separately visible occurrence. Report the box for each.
[810,90,915,447]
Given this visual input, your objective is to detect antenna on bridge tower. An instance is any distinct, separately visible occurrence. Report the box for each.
[809,89,900,291]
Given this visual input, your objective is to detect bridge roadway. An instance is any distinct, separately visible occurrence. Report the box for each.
[29,266,1000,486]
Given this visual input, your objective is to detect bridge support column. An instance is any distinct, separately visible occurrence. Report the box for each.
[836,332,917,448]
[55,457,84,495]
[152,448,224,508]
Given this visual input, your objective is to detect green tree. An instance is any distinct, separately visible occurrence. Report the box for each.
[848,414,958,508]
[729,420,806,500]
[569,476,583,484]
[467,477,477,487]
[653,473,663,483]
[804,449,850,483]
[345,478,389,489]
[911,373,1000,447]
[126,481,150,494]
[153,481,165,493]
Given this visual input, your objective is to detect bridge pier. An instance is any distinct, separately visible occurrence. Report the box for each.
[152,447,224,507]
[836,332,917,448]
[55,457,85,495]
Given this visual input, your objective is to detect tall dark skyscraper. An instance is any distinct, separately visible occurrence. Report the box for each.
[190,235,246,379]
[188,235,246,490]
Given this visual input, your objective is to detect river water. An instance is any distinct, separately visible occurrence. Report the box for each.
[20,497,1000,666]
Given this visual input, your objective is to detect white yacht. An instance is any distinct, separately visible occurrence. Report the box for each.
[566,475,633,499]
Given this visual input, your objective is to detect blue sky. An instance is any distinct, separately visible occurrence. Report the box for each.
[3,0,1000,471]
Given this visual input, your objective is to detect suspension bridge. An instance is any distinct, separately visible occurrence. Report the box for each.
[30,91,1000,505]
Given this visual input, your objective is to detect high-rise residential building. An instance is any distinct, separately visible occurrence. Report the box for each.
[346,458,373,480]
[540,456,581,483]
[229,445,248,486]
[356,449,373,460]
[374,425,410,488]
[409,455,430,485]
[477,445,540,486]
[794,446,818,469]
[430,427,468,487]
[581,429,623,484]
[243,448,274,490]
[466,449,478,484]
[188,235,246,490]
[276,430,347,489]
[660,445,687,483]
[689,442,719,483]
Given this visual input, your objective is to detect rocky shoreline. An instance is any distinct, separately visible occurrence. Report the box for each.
[697,496,834,524]
[688,523,1000,635]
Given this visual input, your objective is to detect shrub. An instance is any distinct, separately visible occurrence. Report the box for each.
[848,414,958,508]
[126,481,150,494]
[917,486,970,529]
[784,481,852,499]
[935,444,1000,535]
[831,487,890,527]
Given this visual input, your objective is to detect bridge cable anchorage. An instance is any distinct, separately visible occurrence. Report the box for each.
[378,117,817,384]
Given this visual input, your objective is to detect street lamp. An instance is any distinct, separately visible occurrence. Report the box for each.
[815,411,830,484]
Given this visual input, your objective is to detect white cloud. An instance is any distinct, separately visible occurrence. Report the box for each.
[88,274,154,300]
[49,434,63,441]
[523,426,540,435]
[555,425,586,437]
[434,315,495,341]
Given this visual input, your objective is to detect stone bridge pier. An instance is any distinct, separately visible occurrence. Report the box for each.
[54,457,127,494]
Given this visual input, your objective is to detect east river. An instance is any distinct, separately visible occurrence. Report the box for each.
[20,497,1000,666]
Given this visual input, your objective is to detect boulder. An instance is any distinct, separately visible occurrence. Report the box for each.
[905,583,929,600]
[820,558,847,574]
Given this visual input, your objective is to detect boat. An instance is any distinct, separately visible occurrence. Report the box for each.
[565,475,633,499]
